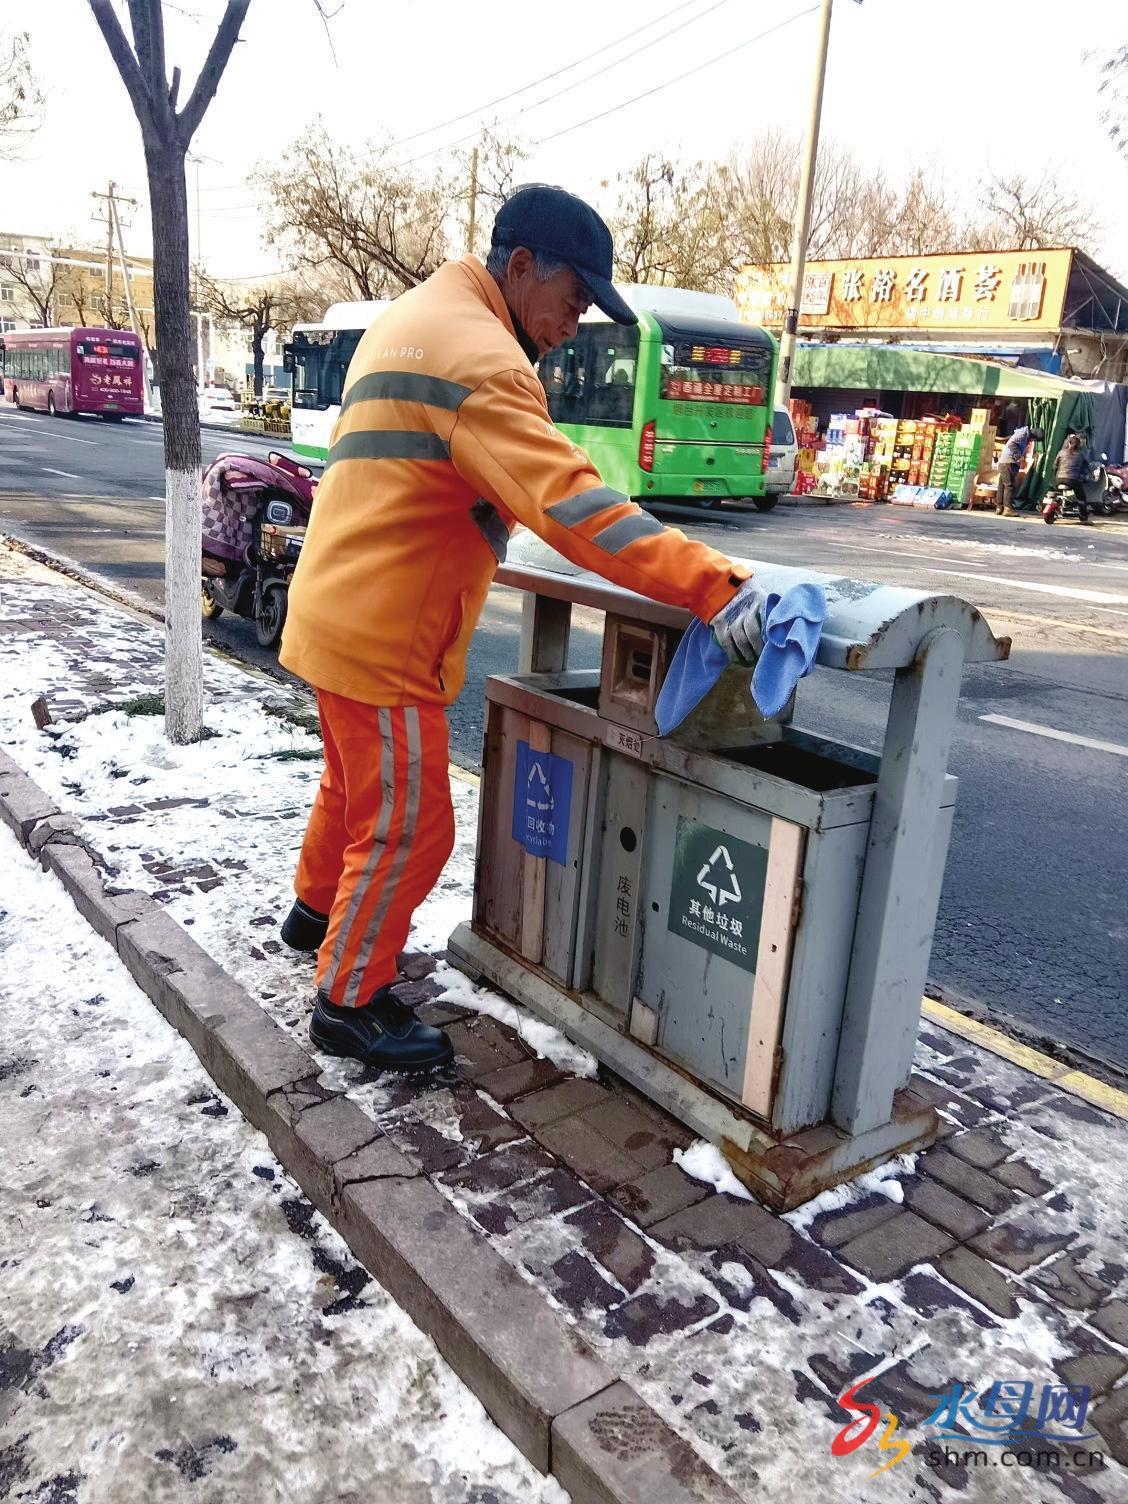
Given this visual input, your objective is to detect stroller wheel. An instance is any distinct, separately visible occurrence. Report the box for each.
[255,581,288,649]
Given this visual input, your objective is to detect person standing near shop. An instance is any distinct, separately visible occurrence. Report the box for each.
[996,423,1043,516]
[276,183,768,1073]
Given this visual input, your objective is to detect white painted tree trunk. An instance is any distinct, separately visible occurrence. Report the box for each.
[164,465,204,743]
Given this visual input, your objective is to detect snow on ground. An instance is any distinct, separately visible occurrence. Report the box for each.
[5,565,1128,1502]
[0,822,568,1504]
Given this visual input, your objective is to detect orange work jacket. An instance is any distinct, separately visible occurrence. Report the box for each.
[280,256,749,707]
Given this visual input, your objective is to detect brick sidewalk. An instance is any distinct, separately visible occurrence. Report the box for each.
[3,548,1127,1502]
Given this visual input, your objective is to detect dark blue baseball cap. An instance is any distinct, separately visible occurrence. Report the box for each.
[491,183,637,326]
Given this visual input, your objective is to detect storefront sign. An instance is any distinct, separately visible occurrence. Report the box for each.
[736,249,1073,334]
[667,816,766,976]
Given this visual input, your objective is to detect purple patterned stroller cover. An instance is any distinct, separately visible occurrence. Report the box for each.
[201,453,315,564]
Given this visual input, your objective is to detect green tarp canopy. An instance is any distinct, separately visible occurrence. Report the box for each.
[791,344,1095,502]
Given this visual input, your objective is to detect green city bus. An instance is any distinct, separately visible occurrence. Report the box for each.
[538,292,778,511]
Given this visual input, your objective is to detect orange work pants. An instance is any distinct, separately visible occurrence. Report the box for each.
[294,691,456,1008]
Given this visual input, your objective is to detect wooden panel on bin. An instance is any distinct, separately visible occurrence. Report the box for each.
[519,721,551,964]
[481,705,529,950]
[741,817,805,1116]
[542,728,592,986]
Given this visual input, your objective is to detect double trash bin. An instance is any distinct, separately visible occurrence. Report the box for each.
[448,532,1009,1209]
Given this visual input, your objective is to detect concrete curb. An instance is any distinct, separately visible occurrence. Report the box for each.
[0,747,742,1504]
[138,412,294,442]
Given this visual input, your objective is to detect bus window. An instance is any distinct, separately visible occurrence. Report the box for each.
[540,321,637,429]
[291,329,362,409]
[586,323,638,428]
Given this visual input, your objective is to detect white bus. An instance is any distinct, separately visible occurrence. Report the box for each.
[285,300,389,462]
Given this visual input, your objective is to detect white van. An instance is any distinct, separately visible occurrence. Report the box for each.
[764,407,798,497]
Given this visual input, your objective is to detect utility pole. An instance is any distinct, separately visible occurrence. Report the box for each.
[90,180,117,323]
[775,0,836,411]
[107,186,152,407]
[466,145,479,259]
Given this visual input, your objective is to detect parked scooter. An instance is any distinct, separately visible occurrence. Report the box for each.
[1042,455,1110,525]
[200,450,316,646]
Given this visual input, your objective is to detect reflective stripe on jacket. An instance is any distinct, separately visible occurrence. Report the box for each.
[280,256,749,707]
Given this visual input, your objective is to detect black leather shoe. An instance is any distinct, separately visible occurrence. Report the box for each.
[281,898,330,953]
[309,988,454,1073]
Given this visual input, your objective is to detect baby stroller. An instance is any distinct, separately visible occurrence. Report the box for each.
[200,450,316,647]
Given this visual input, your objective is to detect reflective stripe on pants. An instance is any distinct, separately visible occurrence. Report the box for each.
[294,691,456,1007]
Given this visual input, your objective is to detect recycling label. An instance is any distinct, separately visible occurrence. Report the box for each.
[511,740,573,865]
[667,816,767,975]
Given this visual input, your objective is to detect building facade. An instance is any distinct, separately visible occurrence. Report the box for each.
[736,248,1128,382]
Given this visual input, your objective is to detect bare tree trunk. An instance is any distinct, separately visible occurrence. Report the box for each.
[252,322,265,396]
[147,145,203,744]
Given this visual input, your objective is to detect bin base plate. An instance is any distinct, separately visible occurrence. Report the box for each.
[447,922,938,1212]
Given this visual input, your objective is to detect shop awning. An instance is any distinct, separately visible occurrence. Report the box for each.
[791,343,1076,400]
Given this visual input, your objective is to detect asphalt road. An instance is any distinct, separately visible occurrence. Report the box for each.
[3,399,1127,1075]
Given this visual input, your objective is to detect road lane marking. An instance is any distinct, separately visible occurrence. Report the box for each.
[928,568,1128,605]
[980,713,1128,759]
[42,467,81,479]
[987,609,1128,644]
[921,998,1128,1121]
[35,430,96,445]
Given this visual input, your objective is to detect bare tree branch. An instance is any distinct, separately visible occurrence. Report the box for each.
[87,2,154,134]
[0,30,45,160]
[178,0,249,141]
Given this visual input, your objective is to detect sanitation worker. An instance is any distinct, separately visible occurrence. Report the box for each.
[278,183,765,1072]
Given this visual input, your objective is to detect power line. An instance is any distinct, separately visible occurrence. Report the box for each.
[391,0,736,171]
[383,0,701,153]
[534,4,819,147]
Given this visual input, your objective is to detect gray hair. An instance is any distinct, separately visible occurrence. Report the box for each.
[485,243,570,284]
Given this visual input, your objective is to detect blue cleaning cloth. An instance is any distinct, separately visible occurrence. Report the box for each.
[654,583,828,734]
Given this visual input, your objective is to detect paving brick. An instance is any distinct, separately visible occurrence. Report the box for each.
[946,1126,1013,1171]
[552,1381,742,1504]
[807,1192,902,1250]
[41,840,157,945]
[904,1179,993,1241]
[445,1016,531,1078]
[509,1077,610,1132]
[1092,1298,1128,1346]
[701,1247,802,1323]
[464,1166,594,1238]
[1054,1335,1128,1396]
[553,1377,745,1504]
[775,1236,864,1296]
[650,1192,794,1269]
[576,1095,693,1170]
[1025,1252,1110,1311]
[968,1222,1074,1274]
[439,1142,557,1199]
[1091,1384,1128,1468]
[938,1246,1020,1319]
[415,999,474,1026]
[474,1056,565,1103]
[608,1164,710,1230]
[991,1158,1053,1197]
[0,765,58,841]
[603,1289,720,1347]
[338,1174,612,1471]
[534,1115,646,1194]
[396,950,438,980]
[900,1271,1001,1330]
[919,1146,1017,1213]
[564,1202,656,1293]
[535,1250,625,1320]
[838,1211,955,1281]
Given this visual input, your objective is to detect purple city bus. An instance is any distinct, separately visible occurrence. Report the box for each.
[0,326,143,419]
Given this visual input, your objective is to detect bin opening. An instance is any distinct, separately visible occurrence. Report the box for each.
[551,683,601,710]
[719,738,878,792]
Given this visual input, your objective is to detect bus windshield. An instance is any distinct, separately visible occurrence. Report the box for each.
[290,328,362,410]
